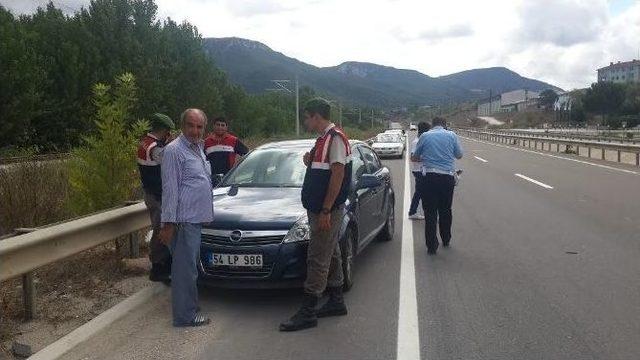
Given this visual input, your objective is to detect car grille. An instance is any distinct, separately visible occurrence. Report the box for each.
[202,263,274,278]
[202,233,285,246]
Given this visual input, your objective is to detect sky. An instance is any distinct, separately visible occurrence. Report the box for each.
[3,0,640,90]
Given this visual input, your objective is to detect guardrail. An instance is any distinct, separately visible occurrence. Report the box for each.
[456,128,640,167]
[492,129,639,145]
[0,152,70,166]
[0,202,149,319]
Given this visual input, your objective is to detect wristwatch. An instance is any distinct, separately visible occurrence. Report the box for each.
[321,207,331,215]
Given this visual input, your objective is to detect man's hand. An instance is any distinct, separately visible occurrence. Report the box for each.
[303,152,311,166]
[159,223,175,246]
[318,212,331,231]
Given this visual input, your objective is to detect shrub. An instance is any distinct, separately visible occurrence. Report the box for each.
[66,73,148,214]
[0,161,70,235]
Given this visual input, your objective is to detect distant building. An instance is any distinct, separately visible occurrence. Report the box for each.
[477,89,540,116]
[597,60,640,83]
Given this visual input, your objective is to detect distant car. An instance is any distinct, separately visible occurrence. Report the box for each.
[198,139,395,290]
[409,124,417,131]
[372,133,405,159]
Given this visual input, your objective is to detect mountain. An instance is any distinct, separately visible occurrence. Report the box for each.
[439,67,562,94]
[203,37,560,107]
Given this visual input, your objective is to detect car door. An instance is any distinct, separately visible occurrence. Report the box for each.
[358,145,388,234]
[351,145,378,244]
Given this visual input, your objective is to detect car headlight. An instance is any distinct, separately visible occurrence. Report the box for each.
[283,214,310,243]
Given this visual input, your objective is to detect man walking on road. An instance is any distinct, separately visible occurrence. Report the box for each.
[204,117,249,186]
[408,122,431,220]
[412,117,463,255]
[137,113,175,283]
[280,98,353,332]
[159,108,214,327]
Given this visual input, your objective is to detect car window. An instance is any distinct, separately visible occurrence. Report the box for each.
[351,146,368,185]
[376,134,402,143]
[359,146,381,173]
[222,148,307,187]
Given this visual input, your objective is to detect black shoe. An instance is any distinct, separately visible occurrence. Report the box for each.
[149,263,171,283]
[279,293,318,332]
[442,241,450,248]
[427,248,437,255]
[317,287,348,318]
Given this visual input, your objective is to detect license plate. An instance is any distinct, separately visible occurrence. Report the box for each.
[210,253,263,267]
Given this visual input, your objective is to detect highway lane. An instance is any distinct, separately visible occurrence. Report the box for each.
[61,132,640,360]
[415,136,640,359]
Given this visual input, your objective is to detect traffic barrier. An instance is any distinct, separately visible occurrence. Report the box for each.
[0,202,149,319]
[455,128,640,167]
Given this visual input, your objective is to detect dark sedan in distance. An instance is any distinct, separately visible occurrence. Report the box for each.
[198,139,395,290]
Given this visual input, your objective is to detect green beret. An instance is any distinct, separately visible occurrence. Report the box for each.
[149,113,175,130]
[303,98,331,119]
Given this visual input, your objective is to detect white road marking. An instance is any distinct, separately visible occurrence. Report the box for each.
[460,136,639,176]
[474,156,488,163]
[515,173,554,189]
[397,138,421,360]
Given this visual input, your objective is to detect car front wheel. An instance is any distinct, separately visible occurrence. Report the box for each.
[340,228,356,292]
[380,195,395,241]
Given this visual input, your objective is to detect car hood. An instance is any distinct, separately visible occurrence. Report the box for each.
[207,186,305,230]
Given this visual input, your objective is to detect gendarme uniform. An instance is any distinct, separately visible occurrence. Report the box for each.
[137,133,164,198]
[137,113,175,280]
[301,124,352,213]
[204,132,249,180]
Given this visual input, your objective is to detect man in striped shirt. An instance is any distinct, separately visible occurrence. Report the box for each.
[159,108,214,327]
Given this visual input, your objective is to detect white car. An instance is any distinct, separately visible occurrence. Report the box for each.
[372,133,405,159]
[384,129,406,142]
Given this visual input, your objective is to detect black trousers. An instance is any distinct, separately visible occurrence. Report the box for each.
[409,171,424,215]
[418,173,455,251]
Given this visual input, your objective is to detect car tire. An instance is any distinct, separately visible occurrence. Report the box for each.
[341,228,356,292]
[380,195,395,241]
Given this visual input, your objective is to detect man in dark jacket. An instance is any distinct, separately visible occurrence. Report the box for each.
[137,113,175,282]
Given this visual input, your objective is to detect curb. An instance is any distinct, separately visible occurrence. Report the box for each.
[28,282,168,360]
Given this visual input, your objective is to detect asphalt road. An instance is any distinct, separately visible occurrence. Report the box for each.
[63,133,640,360]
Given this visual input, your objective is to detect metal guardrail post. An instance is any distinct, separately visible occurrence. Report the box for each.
[15,228,38,320]
[22,273,36,320]
[129,232,140,258]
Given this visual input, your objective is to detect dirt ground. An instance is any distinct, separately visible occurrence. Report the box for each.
[0,237,155,359]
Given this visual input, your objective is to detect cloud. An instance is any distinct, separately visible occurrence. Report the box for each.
[512,0,607,47]
[2,0,87,14]
[419,24,474,41]
[223,0,294,17]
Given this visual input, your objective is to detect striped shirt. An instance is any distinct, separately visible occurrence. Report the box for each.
[161,134,214,224]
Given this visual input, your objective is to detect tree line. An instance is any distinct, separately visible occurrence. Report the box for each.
[0,0,343,154]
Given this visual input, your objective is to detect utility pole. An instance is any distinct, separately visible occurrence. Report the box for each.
[358,108,362,124]
[371,109,374,128]
[267,77,300,136]
[295,75,299,136]
[339,104,343,128]
[489,89,492,115]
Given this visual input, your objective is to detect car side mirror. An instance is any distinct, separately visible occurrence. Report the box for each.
[213,173,224,187]
[357,174,382,190]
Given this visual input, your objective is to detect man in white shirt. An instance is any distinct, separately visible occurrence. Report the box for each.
[408,122,431,219]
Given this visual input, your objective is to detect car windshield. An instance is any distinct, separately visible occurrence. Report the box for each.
[221,148,307,187]
[376,134,402,143]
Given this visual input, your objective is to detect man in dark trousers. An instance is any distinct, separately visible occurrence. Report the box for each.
[280,98,353,332]
[204,117,249,185]
[411,117,463,255]
[137,113,175,282]
[408,122,431,219]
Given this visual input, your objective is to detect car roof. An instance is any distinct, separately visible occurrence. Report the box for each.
[256,138,368,151]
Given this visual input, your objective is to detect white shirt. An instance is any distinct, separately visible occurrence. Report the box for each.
[324,123,348,165]
[410,138,421,173]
